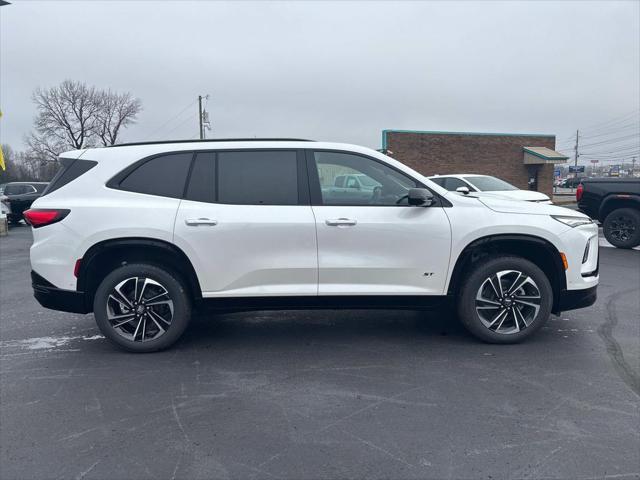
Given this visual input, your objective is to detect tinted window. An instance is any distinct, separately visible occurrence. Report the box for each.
[429,177,446,188]
[314,151,417,206]
[465,176,517,191]
[119,153,192,198]
[33,184,48,193]
[443,177,469,191]
[185,152,216,203]
[217,151,298,205]
[4,184,30,195]
[43,158,97,195]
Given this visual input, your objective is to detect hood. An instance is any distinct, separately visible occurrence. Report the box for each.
[477,195,589,217]
[474,190,550,202]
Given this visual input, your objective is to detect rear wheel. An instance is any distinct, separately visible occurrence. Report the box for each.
[603,208,640,249]
[457,256,553,343]
[93,263,191,352]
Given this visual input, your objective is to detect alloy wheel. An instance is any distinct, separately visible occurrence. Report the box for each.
[106,277,174,342]
[475,270,541,335]
[609,215,636,243]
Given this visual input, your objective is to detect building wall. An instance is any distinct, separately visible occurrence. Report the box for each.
[384,131,557,197]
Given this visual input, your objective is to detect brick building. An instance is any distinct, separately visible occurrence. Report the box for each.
[381,130,568,197]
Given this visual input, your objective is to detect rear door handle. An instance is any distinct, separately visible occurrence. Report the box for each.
[185,218,218,226]
[325,218,357,227]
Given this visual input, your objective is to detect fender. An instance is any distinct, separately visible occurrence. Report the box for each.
[447,233,567,296]
[599,194,640,221]
[76,237,202,301]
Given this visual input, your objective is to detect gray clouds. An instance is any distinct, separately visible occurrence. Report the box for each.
[1,1,638,152]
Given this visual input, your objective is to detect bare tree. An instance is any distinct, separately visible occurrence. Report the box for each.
[25,132,68,164]
[95,90,142,146]
[31,80,102,151]
[26,80,143,162]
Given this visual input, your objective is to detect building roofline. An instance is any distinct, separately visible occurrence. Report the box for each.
[381,129,556,150]
[523,147,569,161]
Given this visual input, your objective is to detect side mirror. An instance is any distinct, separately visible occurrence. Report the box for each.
[456,186,470,195]
[408,188,434,207]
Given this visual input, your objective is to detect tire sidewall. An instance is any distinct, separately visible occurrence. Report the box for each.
[93,263,191,352]
[457,256,553,344]
[603,208,640,249]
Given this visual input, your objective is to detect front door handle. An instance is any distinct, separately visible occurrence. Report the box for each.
[325,218,357,227]
[185,218,218,226]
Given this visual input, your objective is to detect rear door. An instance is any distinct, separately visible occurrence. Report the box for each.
[308,150,452,295]
[173,150,318,297]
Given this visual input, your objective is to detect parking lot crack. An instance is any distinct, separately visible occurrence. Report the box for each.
[598,288,640,397]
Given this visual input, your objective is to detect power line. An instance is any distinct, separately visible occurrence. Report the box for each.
[579,108,640,133]
[579,133,640,149]
[144,99,198,140]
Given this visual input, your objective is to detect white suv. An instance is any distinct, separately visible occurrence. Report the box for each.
[26,139,599,352]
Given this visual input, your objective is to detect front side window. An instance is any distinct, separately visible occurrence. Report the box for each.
[313,151,418,206]
[465,176,518,192]
[443,177,470,191]
[118,152,193,198]
[217,151,298,205]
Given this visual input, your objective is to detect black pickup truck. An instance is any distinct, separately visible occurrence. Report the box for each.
[0,182,49,225]
[577,178,640,248]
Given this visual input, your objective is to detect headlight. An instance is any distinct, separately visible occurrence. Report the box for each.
[551,215,593,227]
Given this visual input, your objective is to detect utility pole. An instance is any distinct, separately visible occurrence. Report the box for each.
[197,94,211,140]
[632,156,637,177]
[573,129,579,171]
[198,95,204,140]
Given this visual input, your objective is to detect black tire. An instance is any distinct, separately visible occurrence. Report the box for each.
[93,263,191,353]
[603,208,640,249]
[8,214,21,225]
[457,256,553,344]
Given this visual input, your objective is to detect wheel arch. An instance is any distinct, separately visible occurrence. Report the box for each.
[599,195,640,222]
[447,234,567,311]
[77,237,202,309]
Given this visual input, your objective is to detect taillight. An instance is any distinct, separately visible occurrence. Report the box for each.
[576,183,583,202]
[73,259,82,278]
[23,209,70,228]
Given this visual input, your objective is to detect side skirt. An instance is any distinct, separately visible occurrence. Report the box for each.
[199,295,452,314]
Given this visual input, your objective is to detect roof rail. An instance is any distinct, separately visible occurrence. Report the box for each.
[108,138,315,148]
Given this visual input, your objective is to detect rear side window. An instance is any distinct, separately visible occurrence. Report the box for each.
[185,152,215,203]
[217,151,298,205]
[118,153,192,198]
[43,158,98,195]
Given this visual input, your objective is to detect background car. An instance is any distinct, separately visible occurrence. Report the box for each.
[560,177,584,189]
[0,182,49,224]
[428,174,552,204]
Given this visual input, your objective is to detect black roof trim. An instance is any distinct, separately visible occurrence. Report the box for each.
[108,138,315,148]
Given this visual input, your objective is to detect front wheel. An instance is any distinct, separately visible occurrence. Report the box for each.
[457,256,553,344]
[93,263,192,352]
[603,208,640,249]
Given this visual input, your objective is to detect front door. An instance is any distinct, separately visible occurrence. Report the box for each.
[173,150,317,297]
[308,150,452,295]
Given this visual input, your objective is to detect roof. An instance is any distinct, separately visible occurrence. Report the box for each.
[523,146,569,160]
[110,138,314,148]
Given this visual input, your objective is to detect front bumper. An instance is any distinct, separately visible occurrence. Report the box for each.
[553,285,598,314]
[31,271,90,314]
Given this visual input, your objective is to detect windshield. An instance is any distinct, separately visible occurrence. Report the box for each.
[465,176,518,191]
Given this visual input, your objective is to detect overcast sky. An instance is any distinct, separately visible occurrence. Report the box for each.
[1,0,638,161]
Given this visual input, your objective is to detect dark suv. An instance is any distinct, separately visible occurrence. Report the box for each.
[1,182,49,224]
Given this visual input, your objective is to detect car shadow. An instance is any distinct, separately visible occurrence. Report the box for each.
[179,307,474,350]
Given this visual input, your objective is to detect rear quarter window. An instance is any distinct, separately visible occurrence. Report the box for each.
[43,158,98,195]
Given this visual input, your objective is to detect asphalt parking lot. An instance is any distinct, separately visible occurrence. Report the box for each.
[1,224,639,480]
